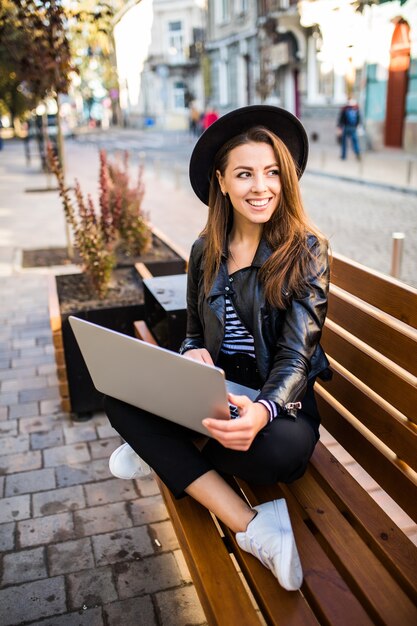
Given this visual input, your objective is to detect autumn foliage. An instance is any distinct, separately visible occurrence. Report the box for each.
[48,145,151,298]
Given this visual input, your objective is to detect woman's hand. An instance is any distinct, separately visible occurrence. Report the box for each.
[202,393,269,451]
[183,348,214,365]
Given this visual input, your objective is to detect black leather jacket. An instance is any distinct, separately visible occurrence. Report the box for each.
[179,234,330,415]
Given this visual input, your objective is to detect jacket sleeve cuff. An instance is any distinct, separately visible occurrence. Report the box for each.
[179,338,205,355]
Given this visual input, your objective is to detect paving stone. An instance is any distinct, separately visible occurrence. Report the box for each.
[67,566,118,610]
[0,494,30,523]
[19,413,65,434]
[11,354,54,368]
[0,366,36,381]
[31,427,64,450]
[129,494,169,525]
[97,422,119,439]
[0,419,17,437]
[84,478,138,507]
[89,436,121,460]
[1,546,47,586]
[91,526,154,566]
[0,522,15,551]
[103,596,157,626]
[37,363,59,376]
[56,458,111,488]
[156,585,206,626]
[0,433,29,455]
[0,406,8,420]
[5,468,56,496]
[41,398,64,415]
[74,502,132,537]
[11,337,36,349]
[9,401,39,419]
[18,512,74,548]
[135,474,160,497]
[0,392,19,406]
[0,576,66,626]
[1,379,18,392]
[33,485,86,517]
[0,475,4,496]
[149,520,180,552]
[115,553,182,598]
[43,443,91,467]
[15,376,50,391]
[28,607,104,626]
[48,537,95,576]
[0,449,42,475]
[63,424,97,445]
[173,549,192,584]
[19,386,59,403]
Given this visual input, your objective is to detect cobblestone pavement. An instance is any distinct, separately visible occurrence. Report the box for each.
[0,137,416,625]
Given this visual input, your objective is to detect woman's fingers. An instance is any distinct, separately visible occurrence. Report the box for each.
[183,348,214,365]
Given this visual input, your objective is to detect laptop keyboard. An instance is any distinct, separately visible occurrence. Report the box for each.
[229,403,240,419]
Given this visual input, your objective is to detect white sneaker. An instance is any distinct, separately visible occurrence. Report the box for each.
[109,443,151,479]
[236,498,303,591]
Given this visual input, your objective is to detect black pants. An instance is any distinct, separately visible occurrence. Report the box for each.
[104,353,320,499]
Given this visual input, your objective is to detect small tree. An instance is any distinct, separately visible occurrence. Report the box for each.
[48,145,152,298]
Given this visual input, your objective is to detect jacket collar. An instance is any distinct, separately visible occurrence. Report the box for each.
[208,237,273,298]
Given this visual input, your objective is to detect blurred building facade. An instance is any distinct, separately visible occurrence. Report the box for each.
[114,0,206,129]
[113,0,416,152]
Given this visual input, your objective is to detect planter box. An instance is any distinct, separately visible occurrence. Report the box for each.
[48,230,187,419]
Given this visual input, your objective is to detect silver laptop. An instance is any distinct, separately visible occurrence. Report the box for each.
[69,316,259,436]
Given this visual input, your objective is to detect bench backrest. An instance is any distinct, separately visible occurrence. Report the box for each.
[317,253,417,523]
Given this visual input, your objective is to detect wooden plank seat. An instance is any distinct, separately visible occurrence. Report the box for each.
[132,252,417,626]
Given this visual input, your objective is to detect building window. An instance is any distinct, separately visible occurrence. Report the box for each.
[216,0,230,24]
[237,0,248,15]
[168,21,184,58]
[173,81,186,109]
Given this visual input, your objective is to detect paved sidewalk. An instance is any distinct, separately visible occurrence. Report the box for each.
[0,138,416,625]
[0,143,207,625]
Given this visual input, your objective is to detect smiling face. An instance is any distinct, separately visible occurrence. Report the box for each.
[216,141,281,229]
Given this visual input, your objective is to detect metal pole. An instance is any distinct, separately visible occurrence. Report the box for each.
[406,160,412,186]
[390,232,405,279]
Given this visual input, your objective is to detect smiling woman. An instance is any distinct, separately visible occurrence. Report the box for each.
[104,105,330,591]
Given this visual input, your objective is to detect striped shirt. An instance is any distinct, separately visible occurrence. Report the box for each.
[221,294,255,357]
[221,293,279,421]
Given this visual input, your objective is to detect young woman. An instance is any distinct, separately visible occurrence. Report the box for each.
[105,105,330,591]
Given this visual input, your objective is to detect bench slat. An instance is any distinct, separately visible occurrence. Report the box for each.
[322,320,417,423]
[290,470,417,626]
[327,284,417,376]
[233,481,375,626]
[315,388,417,522]
[155,477,262,626]
[310,442,417,604]
[331,253,417,328]
[321,364,417,472]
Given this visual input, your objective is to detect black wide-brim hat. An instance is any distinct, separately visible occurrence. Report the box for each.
[189,105,309,205]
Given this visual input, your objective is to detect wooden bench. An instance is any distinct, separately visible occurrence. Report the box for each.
[134,253,417,626]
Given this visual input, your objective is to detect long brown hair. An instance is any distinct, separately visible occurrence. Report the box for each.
[200,126,326,308]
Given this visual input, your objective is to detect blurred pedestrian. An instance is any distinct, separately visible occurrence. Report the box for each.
[202,104,219,131]
[337,98,361,160]
[22,119,33,165]
[189,101,201,137]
